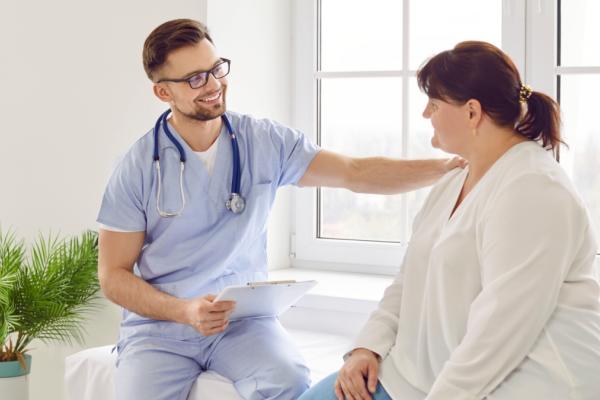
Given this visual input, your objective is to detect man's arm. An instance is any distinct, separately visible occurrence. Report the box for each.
[98,229,235,336]
[298,149,463,194]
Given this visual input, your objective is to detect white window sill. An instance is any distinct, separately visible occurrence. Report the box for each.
[269,267,392,313]
[270,268,393,336]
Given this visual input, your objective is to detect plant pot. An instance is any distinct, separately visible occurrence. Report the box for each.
[0,354,32,400]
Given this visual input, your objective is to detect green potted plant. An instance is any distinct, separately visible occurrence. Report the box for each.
[0,230,100,400]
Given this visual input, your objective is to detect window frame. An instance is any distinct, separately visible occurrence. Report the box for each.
[551,0,600,256]
[291,0,530,274]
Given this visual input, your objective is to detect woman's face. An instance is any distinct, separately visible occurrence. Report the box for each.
[422,97,472,155]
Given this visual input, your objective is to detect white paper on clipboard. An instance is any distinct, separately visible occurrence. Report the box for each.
[214,280,317,321]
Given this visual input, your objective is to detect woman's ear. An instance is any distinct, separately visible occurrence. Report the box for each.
[466,99,482,128]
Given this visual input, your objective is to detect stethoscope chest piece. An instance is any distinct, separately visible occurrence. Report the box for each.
[226,193,246,214]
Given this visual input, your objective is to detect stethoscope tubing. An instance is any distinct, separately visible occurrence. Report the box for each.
[153,110,244,216]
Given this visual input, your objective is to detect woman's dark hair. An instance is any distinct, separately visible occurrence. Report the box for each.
[143,19,213,81]
[417,41,564,160]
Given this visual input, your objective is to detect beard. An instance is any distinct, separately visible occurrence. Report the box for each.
[178,87,227,122]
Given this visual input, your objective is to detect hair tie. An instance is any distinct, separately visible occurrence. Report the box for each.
[519,84,533,103]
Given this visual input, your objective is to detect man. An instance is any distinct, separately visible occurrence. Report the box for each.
[97,19,462,400]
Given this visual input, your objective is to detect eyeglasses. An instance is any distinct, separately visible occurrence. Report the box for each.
[157,58,231,89]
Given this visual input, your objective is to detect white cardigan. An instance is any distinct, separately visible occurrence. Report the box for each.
[353,141,600,400]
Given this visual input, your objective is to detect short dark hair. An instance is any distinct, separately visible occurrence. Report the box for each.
[417,41,564,160]
[142,19,213,80]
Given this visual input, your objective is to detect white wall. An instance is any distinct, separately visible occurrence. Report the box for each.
[0,1,293,399]
[207,0,294,270]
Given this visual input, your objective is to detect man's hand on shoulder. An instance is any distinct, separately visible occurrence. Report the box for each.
[444,156,468,172]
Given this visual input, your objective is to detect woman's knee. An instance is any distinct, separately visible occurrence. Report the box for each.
[297,372,339,400]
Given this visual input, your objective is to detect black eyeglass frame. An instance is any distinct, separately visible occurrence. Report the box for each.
[156,58,231,89]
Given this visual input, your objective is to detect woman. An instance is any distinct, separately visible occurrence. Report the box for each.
[299,41,600,400]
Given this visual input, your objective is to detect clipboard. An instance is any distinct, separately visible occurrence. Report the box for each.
[214,280,317,321]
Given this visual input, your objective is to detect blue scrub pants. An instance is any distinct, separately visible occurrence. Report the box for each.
[298,372,393,400]
[114,317,310,400]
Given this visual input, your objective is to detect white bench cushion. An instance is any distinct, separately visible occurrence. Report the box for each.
[65,329,350,400]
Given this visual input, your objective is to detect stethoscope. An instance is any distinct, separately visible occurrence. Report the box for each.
[153,109,246,217]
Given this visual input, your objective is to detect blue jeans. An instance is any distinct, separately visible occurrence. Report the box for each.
[298,372,393,400]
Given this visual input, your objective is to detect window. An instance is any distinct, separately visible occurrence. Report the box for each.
[292,0,597,274]
[556,0,600,244]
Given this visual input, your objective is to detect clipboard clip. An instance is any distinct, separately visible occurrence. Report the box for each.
[246,280,297,287]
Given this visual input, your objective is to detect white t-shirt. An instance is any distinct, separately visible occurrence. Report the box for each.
[194,133,220,176]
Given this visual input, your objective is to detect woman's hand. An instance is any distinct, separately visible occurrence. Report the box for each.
[335,348,380,400]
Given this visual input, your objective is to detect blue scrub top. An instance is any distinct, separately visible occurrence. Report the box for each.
[97,111,320,339]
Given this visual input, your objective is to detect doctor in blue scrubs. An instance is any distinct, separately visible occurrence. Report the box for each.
[97,19,463,400]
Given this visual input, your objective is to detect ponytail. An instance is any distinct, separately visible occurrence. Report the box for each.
[515,91,565,161]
